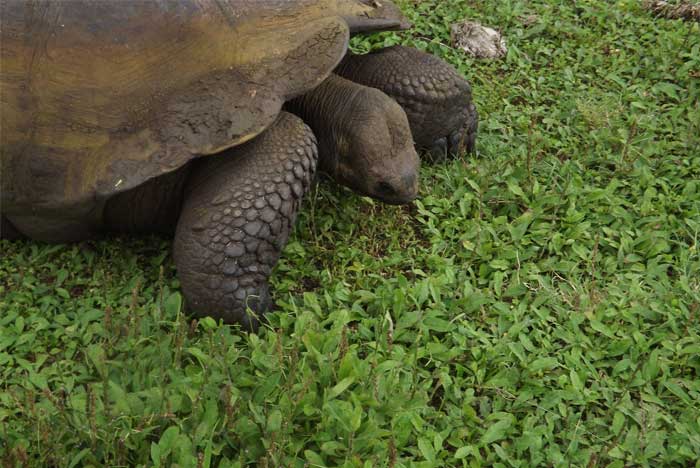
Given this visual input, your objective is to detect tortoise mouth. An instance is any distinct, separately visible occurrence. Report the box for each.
[375,192,417,205]
[371,173,419,205]
[329,167,418,205]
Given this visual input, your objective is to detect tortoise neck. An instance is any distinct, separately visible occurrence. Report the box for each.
[285,73,360,175]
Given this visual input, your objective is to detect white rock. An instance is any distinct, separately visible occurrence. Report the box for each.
[451,21,507,59]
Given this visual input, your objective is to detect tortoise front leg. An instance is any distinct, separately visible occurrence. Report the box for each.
[173,112,317,330]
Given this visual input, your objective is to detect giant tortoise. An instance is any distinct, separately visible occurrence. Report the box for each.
[1,0,478,329]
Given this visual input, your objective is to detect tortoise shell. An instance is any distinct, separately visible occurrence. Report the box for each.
[0,0,406,240]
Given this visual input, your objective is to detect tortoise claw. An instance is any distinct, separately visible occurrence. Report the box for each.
[426,137,448,161]
[424,119,477,162]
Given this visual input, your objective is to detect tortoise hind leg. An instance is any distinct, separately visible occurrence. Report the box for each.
[173,112,317,330]
[336,45,478,159]
[1,215,24,240]
[103,165,190,236]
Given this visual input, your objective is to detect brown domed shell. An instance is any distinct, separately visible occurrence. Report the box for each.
[0,0,407,240]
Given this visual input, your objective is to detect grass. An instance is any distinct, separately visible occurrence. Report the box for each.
[1,0,699,466]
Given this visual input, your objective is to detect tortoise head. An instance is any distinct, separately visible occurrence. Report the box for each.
[330,87,420,205]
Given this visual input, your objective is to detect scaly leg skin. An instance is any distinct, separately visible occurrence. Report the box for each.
[173,112,317,331]
[336,45,479,160]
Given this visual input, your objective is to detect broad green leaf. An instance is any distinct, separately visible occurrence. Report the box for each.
[328,377,355,399]
[418,437,436,462]
[158,426,180,458]
[612,412,625,435]
[481,417,514,445]
[529,357,558,373]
